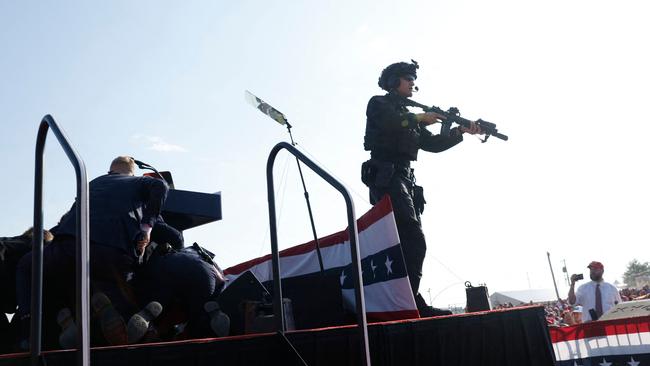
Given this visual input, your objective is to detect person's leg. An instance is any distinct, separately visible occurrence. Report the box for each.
[140,250,226,339]
[386,173,451,317]
[89,245,138,318]
[183,261,222,338]
[148,251,219,338]
[88,244,140,345]
[15,253,32,323]
[15,237,76,349]
[374,168,426,296]
[397,221,426,296]
[128,256,175,343]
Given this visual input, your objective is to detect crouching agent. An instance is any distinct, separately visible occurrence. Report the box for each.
[132,242,229,341]
[15,156,169,349]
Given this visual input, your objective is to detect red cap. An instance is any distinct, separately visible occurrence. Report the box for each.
[587,261,604,270]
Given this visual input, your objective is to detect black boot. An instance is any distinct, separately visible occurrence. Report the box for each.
[415,293,452,317]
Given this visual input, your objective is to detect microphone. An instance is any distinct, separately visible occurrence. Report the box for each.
[131,157,162,178]
[131,158,174,188]
[133,159,149,169]
[413,86,419,92]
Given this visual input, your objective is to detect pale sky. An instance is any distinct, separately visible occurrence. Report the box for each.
[1,0,649,308]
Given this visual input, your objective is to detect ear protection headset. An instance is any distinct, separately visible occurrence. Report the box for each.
[386,74,401,90]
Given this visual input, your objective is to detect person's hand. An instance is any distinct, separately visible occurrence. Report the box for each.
[460,121,482,135]
[417,112,446,126]
[570,274,580,284]
[135,231,150,256]
[135,224,152,256]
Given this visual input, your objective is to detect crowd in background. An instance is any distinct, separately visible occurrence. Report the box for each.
[492,286,650,327]
[493,302,519,310]
[543,299,576,327]
[620,285,650,301]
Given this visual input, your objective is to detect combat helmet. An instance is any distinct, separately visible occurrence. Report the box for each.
[378,60,419,91]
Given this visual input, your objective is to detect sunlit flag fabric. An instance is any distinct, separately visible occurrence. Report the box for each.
[550,315,650,365]
[223,195,419,322]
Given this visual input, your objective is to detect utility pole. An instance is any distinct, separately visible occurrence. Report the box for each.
[547,252,561,301]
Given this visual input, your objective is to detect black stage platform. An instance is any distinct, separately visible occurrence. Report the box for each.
[0,306,555,366]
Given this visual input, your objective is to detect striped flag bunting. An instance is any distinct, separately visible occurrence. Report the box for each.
[550,315,650,365]
[224,196,419,322]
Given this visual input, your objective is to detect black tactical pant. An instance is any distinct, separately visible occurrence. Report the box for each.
[367,163,426,298]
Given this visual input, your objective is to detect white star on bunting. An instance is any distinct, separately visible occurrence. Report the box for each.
[599,358,612,366]
[385,255,393,275]
[628,356,640,366]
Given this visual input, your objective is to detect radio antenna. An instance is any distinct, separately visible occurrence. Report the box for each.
[245,90,325,274]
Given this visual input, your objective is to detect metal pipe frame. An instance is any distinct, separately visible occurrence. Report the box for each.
[33,115,90,366]
[266,142,371,366]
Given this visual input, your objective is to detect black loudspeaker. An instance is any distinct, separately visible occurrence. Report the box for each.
[465,281,491,313]
[218,271,271,336]
[270,271,347,330]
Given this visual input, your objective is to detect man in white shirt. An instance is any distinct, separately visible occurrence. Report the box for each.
[568,261,621,322]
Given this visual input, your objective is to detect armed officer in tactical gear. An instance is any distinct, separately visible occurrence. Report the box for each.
[362,60,481,317]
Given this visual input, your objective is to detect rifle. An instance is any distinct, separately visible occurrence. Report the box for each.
[403,98,508,143]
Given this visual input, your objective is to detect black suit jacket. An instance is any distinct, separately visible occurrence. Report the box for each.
[54,174,168,253]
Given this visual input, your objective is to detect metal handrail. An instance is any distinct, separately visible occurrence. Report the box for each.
[33,115,90,366]
[266,142,371,366]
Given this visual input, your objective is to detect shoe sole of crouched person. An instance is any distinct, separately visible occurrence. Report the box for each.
[127,301,163,344]
[57,307,77,349]
[204,301,230,337]
[91,292,128,345]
